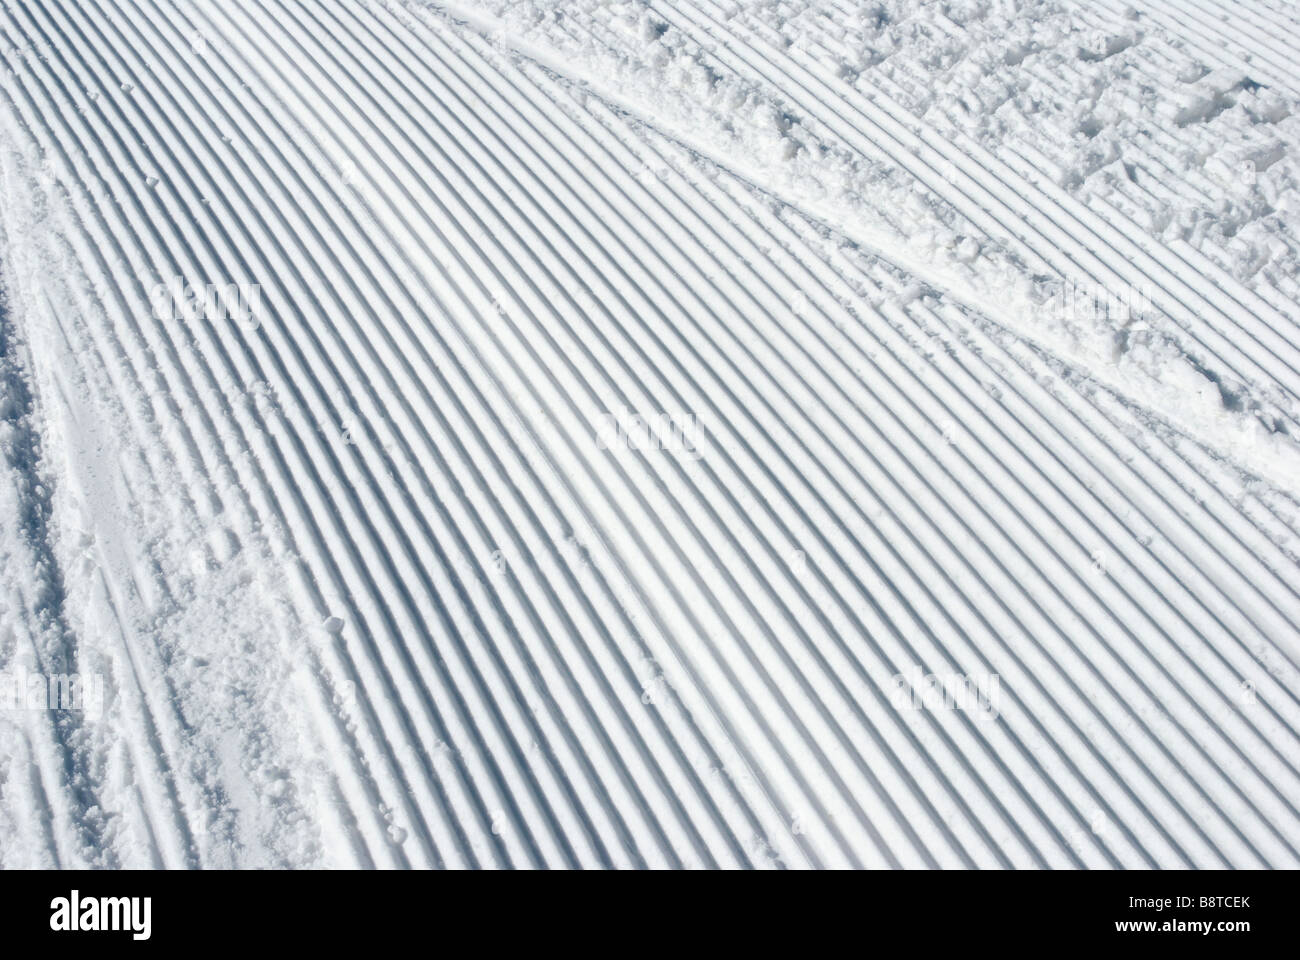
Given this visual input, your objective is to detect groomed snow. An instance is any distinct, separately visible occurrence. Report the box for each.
[1,0,1299,868]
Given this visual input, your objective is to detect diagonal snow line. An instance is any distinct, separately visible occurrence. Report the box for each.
[2,0,1298,869]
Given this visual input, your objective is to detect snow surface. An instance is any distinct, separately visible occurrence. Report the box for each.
[1,0,1299,868]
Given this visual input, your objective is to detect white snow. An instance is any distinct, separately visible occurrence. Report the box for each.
[1,0,1299,868]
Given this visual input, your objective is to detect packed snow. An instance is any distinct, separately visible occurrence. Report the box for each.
[1,0,1299,868]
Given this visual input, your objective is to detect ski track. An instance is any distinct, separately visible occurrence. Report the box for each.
[0,0,1297,868]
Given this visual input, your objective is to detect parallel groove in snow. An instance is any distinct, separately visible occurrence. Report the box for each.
[0,2,383,867]
[656,0,1300,427]
[1,0,1297,867]
[1128,0,1300,99]
[423,0,1300,858]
